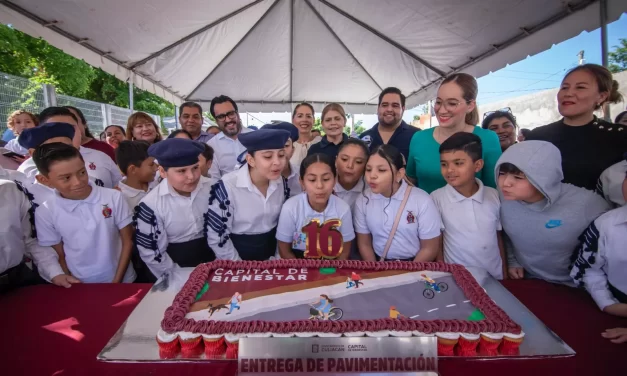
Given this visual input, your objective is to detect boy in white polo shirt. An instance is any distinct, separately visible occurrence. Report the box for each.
[115,140,158,209]
[430,132,506,279]
[33,142,136,287]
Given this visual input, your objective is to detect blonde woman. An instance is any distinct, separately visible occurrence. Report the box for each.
[307,103,348,161]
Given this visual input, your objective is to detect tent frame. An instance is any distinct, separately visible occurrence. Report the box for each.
[0,0,616,111]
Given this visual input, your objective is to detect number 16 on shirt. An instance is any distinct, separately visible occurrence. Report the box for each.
[302,219,344,258]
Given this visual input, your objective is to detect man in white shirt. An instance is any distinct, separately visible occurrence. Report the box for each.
[207,95,252,179]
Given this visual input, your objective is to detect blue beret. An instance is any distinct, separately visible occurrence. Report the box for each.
[247,125,258,131]
[18,122,75,149]
[261,122,299,142]
[148,138,205,168]
[239,128,290,153]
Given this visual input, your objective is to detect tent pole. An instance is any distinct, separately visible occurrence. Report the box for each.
[128,72,134,112]
[600,0,610,121]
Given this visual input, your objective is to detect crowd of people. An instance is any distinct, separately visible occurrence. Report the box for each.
[1,63,626,344]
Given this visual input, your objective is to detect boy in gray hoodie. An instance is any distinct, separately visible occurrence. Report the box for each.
[495,141,610,286]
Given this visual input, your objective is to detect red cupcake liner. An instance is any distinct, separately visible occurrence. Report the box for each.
[455,336,479,356]
[436,337,458,356]
[478,336,502,356]
[180,336,202,351]
[499,337,523,355]
[204,336,227,358]
[225,341,239,359]
[156,336,180,352]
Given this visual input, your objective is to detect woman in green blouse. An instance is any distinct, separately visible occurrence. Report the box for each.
[407,73,502,193]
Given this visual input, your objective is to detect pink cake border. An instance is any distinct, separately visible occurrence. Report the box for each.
[161,260,522,336]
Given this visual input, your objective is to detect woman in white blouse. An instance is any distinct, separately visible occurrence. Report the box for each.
[290,103,321,167]
[354,145,442,262]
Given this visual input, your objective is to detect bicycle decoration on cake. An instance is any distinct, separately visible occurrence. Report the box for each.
[309,294,343,321]
[421,274,448,299]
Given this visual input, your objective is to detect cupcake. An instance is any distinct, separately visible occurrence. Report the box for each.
[225,333,241,360]
[478,333,503,356]
[436,333,460,356]
[156,329,180,358]
[203,334,226,358]
[455,334,480,356]
[178,332,202,352]
[499,332,525,355]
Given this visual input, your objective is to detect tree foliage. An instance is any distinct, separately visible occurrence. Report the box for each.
[0,24,174,121]
[608,38,627,74]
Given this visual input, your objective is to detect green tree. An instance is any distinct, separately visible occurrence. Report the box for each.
[0,23,174,123]
[608,38,627,73]
[0,24,94,96]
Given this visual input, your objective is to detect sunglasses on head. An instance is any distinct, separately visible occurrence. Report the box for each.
[483,107,513,119]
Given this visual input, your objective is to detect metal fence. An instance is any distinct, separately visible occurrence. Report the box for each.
[0,71,161,136]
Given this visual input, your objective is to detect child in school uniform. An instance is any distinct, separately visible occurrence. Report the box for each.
[206,128,292,261]
[496,141,610,285]
[334,139,368,209]
[354,145,442,262]
[134,138,216,280]
[18,107,123,188]
[276,153,355,259]
[571,156,627,318]
[430,133,506,280]
[0,179,52,292]
[32,143,136,286]
[263,122,302,197]
[115,141,158,209]
[199,143,216,184]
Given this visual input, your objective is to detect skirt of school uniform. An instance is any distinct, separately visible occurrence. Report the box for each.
[166,237,216,267]
[230,228,277,261]
[609,282,627,303]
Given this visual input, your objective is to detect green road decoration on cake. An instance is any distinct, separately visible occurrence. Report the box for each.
[195,282,209,301]
[467,309,485,321]
[319,267,336,274]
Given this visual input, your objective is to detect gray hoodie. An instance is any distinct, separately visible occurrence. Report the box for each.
[496,141,610,286]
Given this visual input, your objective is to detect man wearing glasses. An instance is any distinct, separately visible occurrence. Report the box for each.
[179,102,214,143]
[206,95,252,178]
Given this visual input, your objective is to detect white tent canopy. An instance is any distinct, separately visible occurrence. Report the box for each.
[1,0,625,113]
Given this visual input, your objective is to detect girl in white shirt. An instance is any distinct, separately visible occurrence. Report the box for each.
[277,153,355,259]
[206,128,291,261]
[334,139,368,209]
[264,122,303,197]
[354,145,442,262]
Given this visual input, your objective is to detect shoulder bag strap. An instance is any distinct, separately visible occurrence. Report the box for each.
[381,185,412,260]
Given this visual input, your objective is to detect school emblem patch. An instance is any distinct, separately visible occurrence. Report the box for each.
[89,162,96,170]
[406,210,415,224]
[102,204,112,219]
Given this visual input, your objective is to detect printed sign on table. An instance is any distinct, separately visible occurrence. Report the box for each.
[239,336,438,375]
